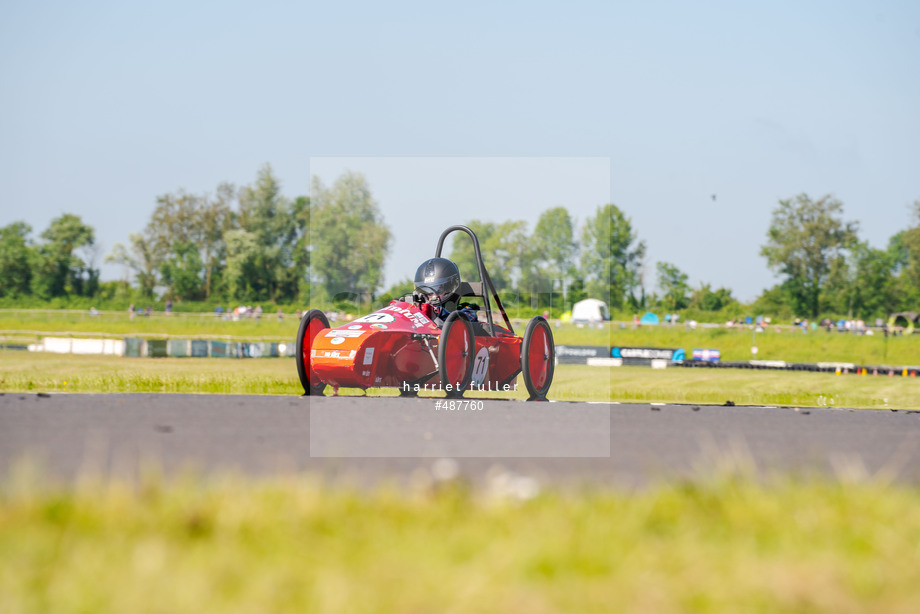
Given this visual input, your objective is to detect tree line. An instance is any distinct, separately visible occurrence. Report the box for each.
[1,163,918,320]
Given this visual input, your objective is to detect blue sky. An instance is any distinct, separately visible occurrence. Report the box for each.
[2,1,918,301]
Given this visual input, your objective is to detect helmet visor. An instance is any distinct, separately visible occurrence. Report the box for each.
[415,274,460,305]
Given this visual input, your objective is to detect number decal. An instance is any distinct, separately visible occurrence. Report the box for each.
[471,347,489,387]
[353,312,396,324]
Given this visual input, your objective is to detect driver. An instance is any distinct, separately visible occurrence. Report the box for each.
[413,257,478,326]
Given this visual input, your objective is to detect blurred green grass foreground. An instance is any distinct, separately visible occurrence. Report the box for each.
[2,468,920,613]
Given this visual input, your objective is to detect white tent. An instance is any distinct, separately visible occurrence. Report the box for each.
[570,298,610,323]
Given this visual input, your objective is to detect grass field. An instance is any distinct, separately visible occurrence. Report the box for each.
[2,310,918,365]
[3,469,920,613]
[2,352,917,408]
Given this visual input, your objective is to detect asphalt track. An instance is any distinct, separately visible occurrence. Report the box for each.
[2,393,920,488]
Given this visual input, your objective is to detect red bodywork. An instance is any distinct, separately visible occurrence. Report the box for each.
[310,301,521,392]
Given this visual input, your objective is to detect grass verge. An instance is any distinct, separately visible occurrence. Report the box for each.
[2,312,919,364]
[1,352,917,408]
[2,469,920,613]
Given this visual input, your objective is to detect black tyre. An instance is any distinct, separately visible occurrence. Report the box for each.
[295,309,330,396]
[438,311,475,398]
[399,385,419,398]
[521,316,555,401]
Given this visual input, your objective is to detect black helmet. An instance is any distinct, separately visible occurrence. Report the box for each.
[414,258,461,305]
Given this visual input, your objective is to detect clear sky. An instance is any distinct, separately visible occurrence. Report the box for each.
[2,1,918,301]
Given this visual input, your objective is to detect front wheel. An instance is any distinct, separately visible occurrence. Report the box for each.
[438,311,475,398]
[521,316,555,401]
[295,309,330,396]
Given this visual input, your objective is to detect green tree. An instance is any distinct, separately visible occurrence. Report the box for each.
[825,242,895,319]
[105,233,161,299]
[689,283,737,312]
[533,207,576,279]
[159,240,205,301]
[223,229,261,301]
[890,200,920,310]
[130,234,159,299]
[291,195,311,302]
[494,220,534,291]
[447,219,539,306]
[110,163,306,303]
[198,183,236,300]
[134,190,205,298]
[236,164,306,302]
[31,214,98,298]
[760,193,858,317]
[751,283,795,319]
[580,204,646,309]
[142,185,237,301]
[310,172,391,302]
[533,207,576,309]
[656,261,690,311]
[448,220,505,288]
[147,191,201,259]
[0,222,34,298]
[376,278,414,308]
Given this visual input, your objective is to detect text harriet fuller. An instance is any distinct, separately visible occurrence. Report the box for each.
[402,381,517,392]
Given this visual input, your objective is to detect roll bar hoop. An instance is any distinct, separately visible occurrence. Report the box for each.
[435,225,514,335]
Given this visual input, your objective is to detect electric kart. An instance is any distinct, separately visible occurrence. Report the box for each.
[296,225,555,401]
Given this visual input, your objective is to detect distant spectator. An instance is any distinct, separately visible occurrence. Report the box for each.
[277,308,284,322]
[255,305,263,321]
[633,313,639,328]
[129,304,135,320]
[165,300,172,315]
[89,306,99,317]
[145,306,152,317]
[801,318,808,333]
[215,305,224,317]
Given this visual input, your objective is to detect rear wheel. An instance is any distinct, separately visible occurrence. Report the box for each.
[521,316,554,401]
[438,312,475,398]
[399,385,419,398]
[295,309,330,396]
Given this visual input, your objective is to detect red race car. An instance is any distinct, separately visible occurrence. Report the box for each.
[296,225,555,401]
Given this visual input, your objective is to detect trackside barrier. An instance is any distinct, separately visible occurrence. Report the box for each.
[554,345,920,378]
[678,360,920,377]
[556,345,608,364]
[28,337,125,355]
[21,334,295,358]
[692,348,721,362]
[611,346,685,364]
[135,339,294,358]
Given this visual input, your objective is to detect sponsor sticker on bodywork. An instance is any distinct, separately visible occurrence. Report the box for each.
[312,349,357,360]
[326,330,366,338]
